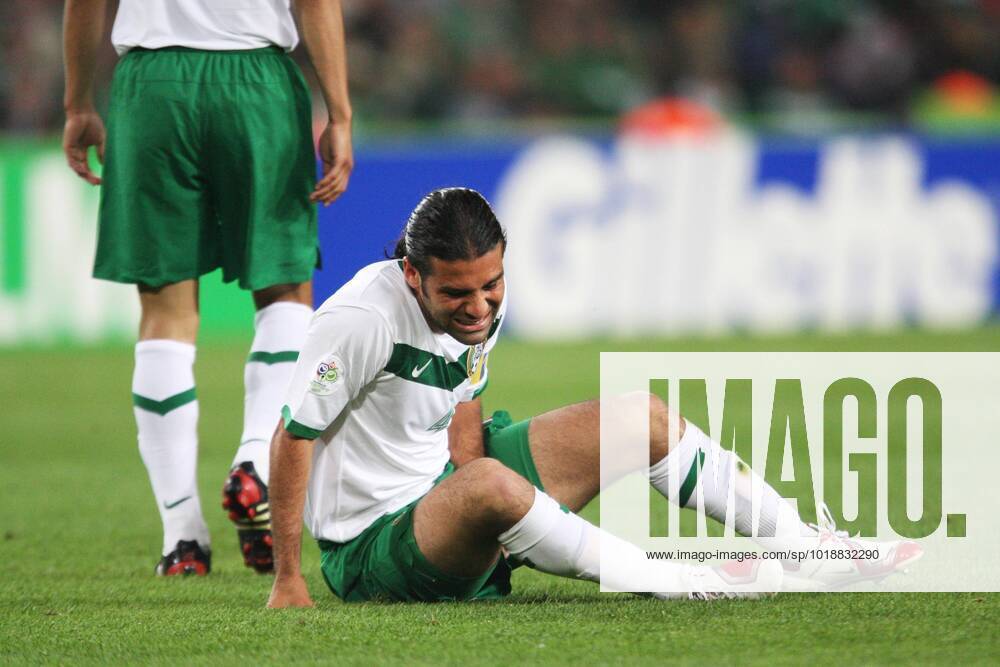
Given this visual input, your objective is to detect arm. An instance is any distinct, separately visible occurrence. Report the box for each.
[62,0,108,185]
[267,307,389,608]
[267,423,317,608]
[292,0,354,206]
[448,397,486,467]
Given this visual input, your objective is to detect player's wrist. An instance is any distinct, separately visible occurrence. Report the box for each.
[64,100,96,116]
[326,107,352,125]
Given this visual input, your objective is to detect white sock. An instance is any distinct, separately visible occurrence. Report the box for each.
[133,339,209,556]
[498,488,690,594]
[649,421,818,551]
[233,301,312,483]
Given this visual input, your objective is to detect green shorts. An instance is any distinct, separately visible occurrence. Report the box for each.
[94,47,318,290]
[318,411,541,602]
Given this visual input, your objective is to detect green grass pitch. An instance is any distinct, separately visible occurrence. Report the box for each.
[2,328,998,665]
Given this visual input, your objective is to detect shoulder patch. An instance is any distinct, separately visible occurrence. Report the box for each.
[309,354,345,396]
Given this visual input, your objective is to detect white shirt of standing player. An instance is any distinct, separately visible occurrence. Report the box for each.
[111,0,298,55]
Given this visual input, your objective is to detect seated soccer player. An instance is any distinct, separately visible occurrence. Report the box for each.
[267,188,920,606]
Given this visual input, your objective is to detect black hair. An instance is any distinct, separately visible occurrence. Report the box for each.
[392,188,506,275]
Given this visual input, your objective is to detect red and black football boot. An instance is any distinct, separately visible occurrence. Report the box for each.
[155,540,211,576]
[222,461,273,573]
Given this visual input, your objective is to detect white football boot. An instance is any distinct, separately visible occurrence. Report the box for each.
[782,504,924,591]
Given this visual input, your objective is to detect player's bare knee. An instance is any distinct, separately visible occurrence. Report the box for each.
[602,391,678,464]
[462,458,534,526]
[138,308,199,342]
[137,281,199,342]
[648,392,679,464]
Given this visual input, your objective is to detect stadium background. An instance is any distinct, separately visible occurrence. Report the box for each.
[2,1,998,664]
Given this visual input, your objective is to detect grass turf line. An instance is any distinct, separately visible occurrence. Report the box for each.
[1,328,998,664]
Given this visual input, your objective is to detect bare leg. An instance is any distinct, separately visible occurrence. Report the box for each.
[413,458,535,577]
[239,279,313,472]
[518,398,787,597]
[226,280,315,572]
[133,280,207,562]
[527,393,683,512]
[252,281,312,310]
[138,279,199,342]
[413,456,712,596]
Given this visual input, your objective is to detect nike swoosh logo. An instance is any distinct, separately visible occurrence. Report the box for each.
[164,496,192,510]
[411,359,433,377]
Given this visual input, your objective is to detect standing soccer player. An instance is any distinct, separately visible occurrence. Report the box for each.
[62,0,354,576]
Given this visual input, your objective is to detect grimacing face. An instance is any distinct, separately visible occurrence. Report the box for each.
[403,244,505,346]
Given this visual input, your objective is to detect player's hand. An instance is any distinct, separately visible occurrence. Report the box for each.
[267,572,315,609]
[311,119,354,206]
[63,110,106,186]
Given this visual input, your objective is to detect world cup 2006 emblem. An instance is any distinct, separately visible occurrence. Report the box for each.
[309,355,344,396]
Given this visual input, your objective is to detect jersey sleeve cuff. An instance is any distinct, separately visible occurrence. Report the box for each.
[281,405,324,439]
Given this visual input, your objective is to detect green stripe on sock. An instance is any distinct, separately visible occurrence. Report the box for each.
[247,350,300,365]
[132,388,197,416]
[678,449,706,508]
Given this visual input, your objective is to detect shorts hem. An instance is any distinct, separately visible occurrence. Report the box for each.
[92,266,316,291]
[92,267,214,289]
[239,268,316,291]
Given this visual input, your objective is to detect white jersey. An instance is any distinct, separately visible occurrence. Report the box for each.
[111,0,298,56]
[282,260,506,543]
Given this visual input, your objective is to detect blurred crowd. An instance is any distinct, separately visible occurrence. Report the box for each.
[3,0,999,134]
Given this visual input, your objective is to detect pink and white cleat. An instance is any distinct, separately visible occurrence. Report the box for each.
[783,504,924,591]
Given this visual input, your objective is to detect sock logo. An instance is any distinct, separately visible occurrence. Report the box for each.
[163,495,192,510]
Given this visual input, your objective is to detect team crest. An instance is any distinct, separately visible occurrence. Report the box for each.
[309,354,344,396]
[466,343,486,384]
